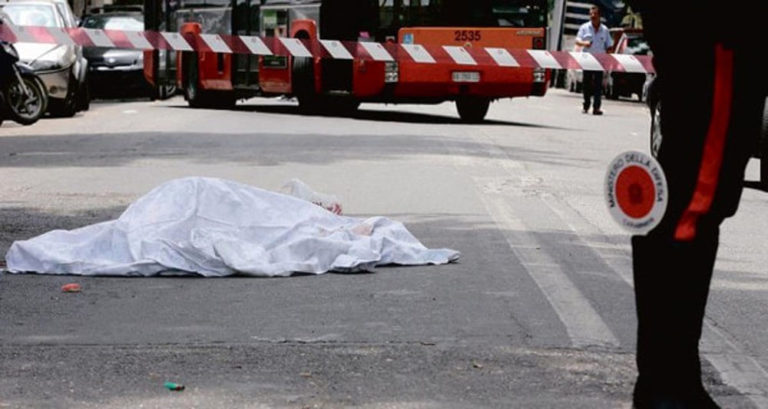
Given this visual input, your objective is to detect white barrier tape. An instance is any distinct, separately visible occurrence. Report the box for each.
[83,28,115,48]
[527,50,561,69]
[279,37,313,58]
[568,51,602,71]
[45,27,76,47]
[161,31,193,51]
[320,39,353,60]
[443,45,477,65]
[486,47,519,67]
[0,22,655,73]
[240,35,272,55]
[123,30,154,50]
[359,42,394,62]
[611,54,647,73]
[200,34,232,54]
[401,43,435,64]
[6,23,35,43]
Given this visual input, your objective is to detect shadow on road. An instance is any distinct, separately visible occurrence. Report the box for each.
[0,129,594,169]
[160,100,569,129]
[236,104,558,128]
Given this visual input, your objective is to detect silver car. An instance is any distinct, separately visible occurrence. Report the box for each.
[1,0,89,116]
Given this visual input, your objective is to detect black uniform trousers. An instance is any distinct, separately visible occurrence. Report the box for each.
[629,3,766,401]
[582,70,603,112]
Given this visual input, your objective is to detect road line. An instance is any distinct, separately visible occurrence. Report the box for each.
[481,192,620,349]
[540,192,768,408]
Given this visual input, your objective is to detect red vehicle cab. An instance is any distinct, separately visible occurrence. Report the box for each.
[145,0,551,122]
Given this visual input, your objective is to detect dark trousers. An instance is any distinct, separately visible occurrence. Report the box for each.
[582,70,603,111]
[630,5,766,400]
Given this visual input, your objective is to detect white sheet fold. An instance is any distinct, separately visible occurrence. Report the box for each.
[6,177,460,277]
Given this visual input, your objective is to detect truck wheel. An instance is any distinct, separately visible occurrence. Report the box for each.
[185,55,209,108]
[49,73,78,117]
[340,99,360,114]
[456,97,490,123]
[213,92,236,109]
[76,78,90,112]
[293,56,319,113]
[325,97,359,116]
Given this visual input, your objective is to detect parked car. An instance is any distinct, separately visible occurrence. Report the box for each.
[566,27,649,102]
[0,0,89,116]
[50,0,77,27]
[81,8,151,97]
[605,27,650,102]
[648,78,768,189]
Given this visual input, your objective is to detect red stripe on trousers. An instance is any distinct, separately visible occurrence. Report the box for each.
[674,44,734,241]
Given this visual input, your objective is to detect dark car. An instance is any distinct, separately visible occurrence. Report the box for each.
[81,10,150,97]
[606,28,650,102]
[649,78,768,189]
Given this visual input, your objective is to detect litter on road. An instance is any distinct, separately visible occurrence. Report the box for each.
[5,177,459,277]
[163,382,185,391]
[60,283,81,293]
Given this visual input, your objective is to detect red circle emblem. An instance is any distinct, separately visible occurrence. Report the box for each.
[615,165,655,219]
[605,151,667,233]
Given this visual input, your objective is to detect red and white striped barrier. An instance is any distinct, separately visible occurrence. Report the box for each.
[0,22,655,73]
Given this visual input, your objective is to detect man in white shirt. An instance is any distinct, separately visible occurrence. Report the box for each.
[575,6,613,115]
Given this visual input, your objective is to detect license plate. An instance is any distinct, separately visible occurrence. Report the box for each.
[452,71,480,83]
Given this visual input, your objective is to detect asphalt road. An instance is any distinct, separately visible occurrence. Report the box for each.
[1,89,767,409]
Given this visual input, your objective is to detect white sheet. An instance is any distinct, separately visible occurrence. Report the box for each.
[5,177,460,277]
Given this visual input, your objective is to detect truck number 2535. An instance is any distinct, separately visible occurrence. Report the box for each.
[454,30,482,42]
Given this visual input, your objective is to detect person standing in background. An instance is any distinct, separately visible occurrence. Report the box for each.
[575,5,613,115]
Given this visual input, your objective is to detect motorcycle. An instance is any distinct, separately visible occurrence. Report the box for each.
[1,40,48,126]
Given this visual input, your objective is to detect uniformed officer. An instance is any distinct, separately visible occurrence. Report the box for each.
[626,2,766,408]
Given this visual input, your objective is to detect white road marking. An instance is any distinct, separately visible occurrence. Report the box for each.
[447,126,768,407]
[480,187,620,348]
[541,189,768,408]
[443,129,619,348]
